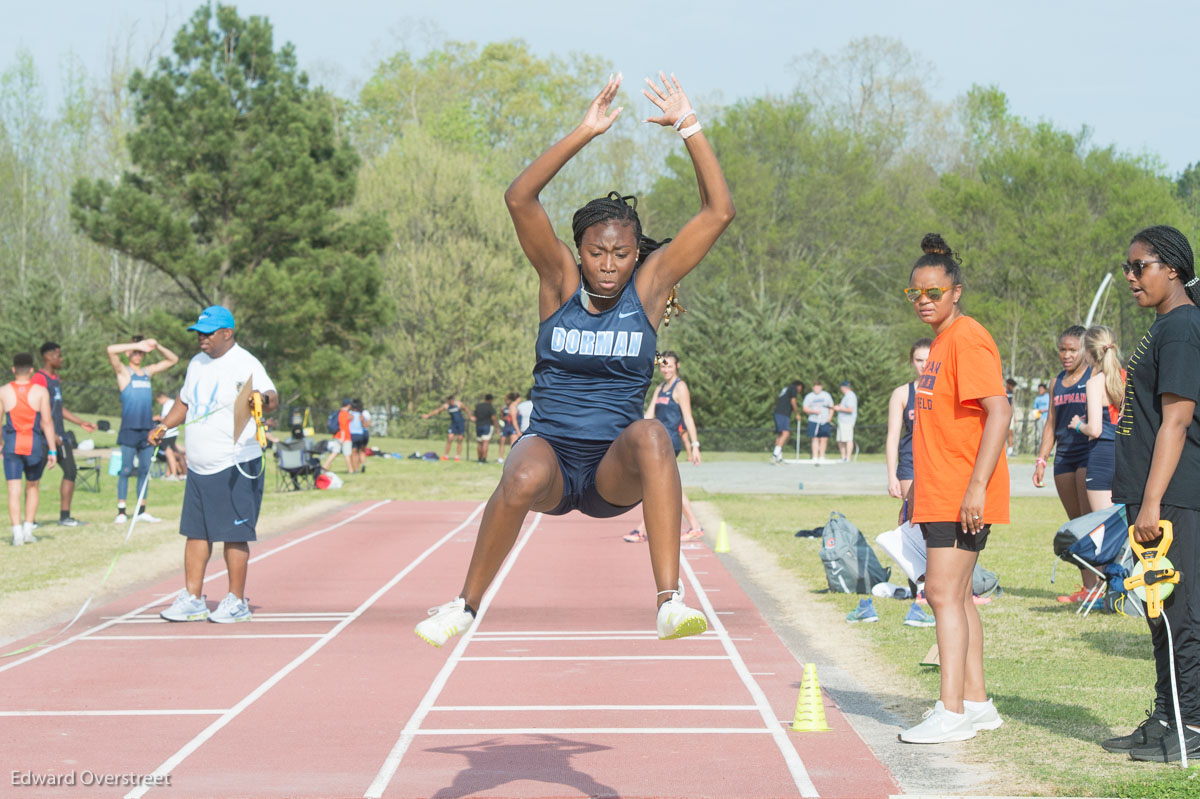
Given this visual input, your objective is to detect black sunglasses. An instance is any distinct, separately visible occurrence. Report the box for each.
[1122,259,1166,279]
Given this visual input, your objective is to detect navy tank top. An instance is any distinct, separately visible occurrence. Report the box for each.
[654,378,684,453]
[1053,366,1091,459]
[529,276,657,443]
[36,369,64,436]
[448,405,463,423]
[899,381,916,460]
[118,371,154,446]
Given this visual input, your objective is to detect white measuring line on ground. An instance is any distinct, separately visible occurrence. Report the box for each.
[81,634,325,641]
[364,512,544,799]
[0,709,226,717]
[429,704,758,712]
[411,727,775,735]
[106,612,350,619]
[123,501,486,799]
[472,635,715,642]
[473,629,717,636]
[680,553,819,798]
[459,655,729,661]
[0,501,390,674]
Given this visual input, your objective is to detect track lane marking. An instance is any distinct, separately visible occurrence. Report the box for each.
[80,634,325,641]
[459,655,730,661]
[364,512,543,799]
[0,709,227,717]
[124,501,486,799]
[412,727,775,735]
[429,704,758,711]
[680,554,819,797]
[0,501,391,674]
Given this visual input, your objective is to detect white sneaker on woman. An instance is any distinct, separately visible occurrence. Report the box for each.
[656,586,708,640]
[415,597,475,648]
[899,701,976,743]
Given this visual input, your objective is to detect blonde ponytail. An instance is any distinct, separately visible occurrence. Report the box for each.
[1084,325,1124,407]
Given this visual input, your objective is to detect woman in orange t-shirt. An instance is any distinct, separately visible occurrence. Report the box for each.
[900,234,1011,745]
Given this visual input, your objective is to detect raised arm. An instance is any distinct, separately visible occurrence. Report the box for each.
[636,73,735,319]
[505,75,625,320]
[143,339,180,376]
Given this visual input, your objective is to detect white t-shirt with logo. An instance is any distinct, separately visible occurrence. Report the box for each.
[179,344,276,475]
[161,398,179,437]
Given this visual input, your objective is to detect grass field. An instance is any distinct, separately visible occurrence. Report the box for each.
[1,426,1196,797]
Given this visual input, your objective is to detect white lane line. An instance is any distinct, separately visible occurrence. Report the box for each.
[102,618,341,625]
[125,502,486,799]
[80,634,325,641]
[471,635,715,642]
[0,709,226,717]
[459,655,729,662]
[474,630,716,636]
[364,513,543,799]
[429,705,758,712]
[105,612,350,619]
[681,555,819,798]
[0,501,390,674]
[411,727,773,735]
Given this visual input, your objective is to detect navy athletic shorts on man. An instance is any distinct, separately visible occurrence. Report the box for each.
[774,413,790,434]
[807,421,832,438]
[519,433,638,518]
[179,458,264,542]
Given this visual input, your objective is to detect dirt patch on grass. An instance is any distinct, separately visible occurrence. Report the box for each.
[0,499,348,647]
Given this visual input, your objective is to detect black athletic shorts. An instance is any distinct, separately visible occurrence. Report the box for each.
[921,521,990,552]
[59,434,77,482]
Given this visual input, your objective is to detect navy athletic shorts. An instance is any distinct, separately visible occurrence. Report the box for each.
[502,423,517,438]
[1085,439,1115,492]
[896,448,914,481]
[806,421,832,439]
[523,433,639,518]
[774,413,791,434]
[449,419,465,436]
[180,458,264,543]
[4,452,46,482]
[1053,446,1089,476]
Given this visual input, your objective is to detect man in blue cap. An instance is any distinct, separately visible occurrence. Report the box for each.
[151,306,277,623]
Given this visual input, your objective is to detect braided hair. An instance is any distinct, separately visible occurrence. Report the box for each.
[1058,324,1087,348]
[910,233,963,286]
[1130,225,1199,306]
[572,192,683,325]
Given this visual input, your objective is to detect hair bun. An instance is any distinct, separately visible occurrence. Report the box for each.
[921,233,952,256]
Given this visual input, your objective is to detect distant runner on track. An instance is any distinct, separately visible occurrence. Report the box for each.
[416,71,734,647]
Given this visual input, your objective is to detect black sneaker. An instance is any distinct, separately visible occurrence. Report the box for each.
[1128,723,1200,762]
[1101,712,1169,752]
[57,517,86,527]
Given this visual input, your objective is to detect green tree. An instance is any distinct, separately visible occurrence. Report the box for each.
[70,4,390,401]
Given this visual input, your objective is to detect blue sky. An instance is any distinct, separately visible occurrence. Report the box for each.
[5,0,1197,174]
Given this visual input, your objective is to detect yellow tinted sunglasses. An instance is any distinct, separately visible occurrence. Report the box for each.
[904,286,953,303]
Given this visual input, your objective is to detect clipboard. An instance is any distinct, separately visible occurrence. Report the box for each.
[233,377,254,441]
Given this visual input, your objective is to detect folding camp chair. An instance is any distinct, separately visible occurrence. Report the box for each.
[275,438,319,492]
[1052,504,1143,618]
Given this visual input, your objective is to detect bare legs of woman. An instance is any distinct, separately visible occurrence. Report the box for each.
[1055,468,1098,590]
[925,546,986,713]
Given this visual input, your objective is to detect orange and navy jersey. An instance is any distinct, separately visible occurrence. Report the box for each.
[912,316,1009,525]
[3,382,46,458]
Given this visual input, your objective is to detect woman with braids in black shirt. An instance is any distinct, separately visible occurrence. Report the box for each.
[415,72,734,649]
[1104,225,1200,762]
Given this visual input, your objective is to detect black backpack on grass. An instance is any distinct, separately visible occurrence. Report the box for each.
[817,511,891,594]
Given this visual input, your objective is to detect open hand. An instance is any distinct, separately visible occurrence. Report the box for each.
[580,74,623,135]
[643,72,695,128]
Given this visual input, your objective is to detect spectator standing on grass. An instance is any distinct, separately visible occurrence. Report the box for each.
[474,394,498,463]
[155,391,187,479]
[3,353,57,545]
[516,388,534,435]
[834,381,858,462]
[1004,377,1017,454]
[801,381,834,463]
[1068,326,1124,513]
[322,398,354,473]
[32,342,96,527]
[107,335,179,524]
[771,380,803,464]
[498,392,520,462]
[886,338,932,500]
[349,398,368,474]
[901,233,1009,744]
[1032,383,1050,443]
[153,305,277,624]
[423,395,472,461]
[1105,225,1200,763]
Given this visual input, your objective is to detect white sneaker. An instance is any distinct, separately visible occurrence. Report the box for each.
[964,698,1003,731]
[415,597,475,648]
[114,512,128,524]
[899,701,976,743]
[209,592,252,623]
[136,512,162,523]
[656,586,708,640]
[160,589,209,622]
[21,521,36,544]
[12,525,23,546]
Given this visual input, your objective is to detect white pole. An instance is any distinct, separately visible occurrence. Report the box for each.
[1085,273,1115,327]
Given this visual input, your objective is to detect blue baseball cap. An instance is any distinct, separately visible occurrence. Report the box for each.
[187,305,236,334]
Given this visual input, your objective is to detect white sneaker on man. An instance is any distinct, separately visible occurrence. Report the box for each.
[964,697,1003,731]
[656,590,708,640]
[136,512,162,523]
[12,525,23,546]
[209,592,252,623]
[415,597,475,647]
[899,701,976,743]
[21,521,36,544]
[160,589,209,622]
[114,512,128,524]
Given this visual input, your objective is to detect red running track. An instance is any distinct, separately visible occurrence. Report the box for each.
[0,500,900,798]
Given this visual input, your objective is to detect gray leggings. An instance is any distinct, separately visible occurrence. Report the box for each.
[118,442,153,503]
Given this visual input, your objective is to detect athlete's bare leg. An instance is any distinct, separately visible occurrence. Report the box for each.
[459,436,563,608]
[1054,468,1097,588]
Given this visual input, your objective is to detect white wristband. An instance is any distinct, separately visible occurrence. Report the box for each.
[679,122,702,139]
[691,441,700,448]
[673,109,697,130]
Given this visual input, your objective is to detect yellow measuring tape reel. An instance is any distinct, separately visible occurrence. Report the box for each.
[1124,520,1181,618]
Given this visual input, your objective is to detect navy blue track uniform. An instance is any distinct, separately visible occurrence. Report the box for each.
[653,378,684,456]
[897,382,916,481]
[447,404,465,436]
[1052,366,1092,475]
[524,274,656,517]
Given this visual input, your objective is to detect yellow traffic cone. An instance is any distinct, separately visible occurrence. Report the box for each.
[791,662,831,732]
[714,521,730,553]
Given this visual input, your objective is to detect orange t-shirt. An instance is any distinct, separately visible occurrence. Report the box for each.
[336,408,351,441]
[912,315,1010,525]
